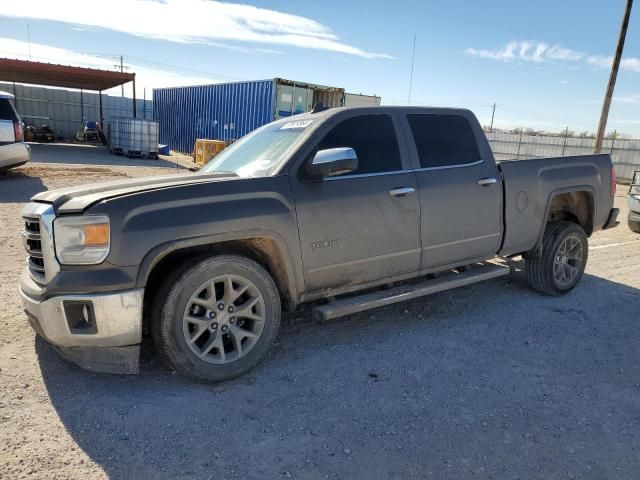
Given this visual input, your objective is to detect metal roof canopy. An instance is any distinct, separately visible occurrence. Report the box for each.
[0,58,138,120]
[0,58,134,91]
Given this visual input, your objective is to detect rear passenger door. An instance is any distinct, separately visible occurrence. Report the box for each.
[290,113,421,293]
[403,113,503,270]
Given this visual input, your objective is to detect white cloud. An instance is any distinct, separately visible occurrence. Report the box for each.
[465,41,583,63]
[586,55,640,72]
[0,37,219,95]
[614,93,640,104]
[466,40,640,75]
[0,0,391,59]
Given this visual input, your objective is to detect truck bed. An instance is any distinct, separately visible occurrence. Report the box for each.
[498,154,614,256]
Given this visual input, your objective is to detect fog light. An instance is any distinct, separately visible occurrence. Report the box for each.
[63,301,98,334]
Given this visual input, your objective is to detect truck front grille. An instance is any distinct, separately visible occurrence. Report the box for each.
[23,216,46,281]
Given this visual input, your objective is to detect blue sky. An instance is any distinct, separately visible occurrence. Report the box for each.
[0,0,638,135]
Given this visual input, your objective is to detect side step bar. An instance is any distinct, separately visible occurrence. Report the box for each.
[313,262,511,321]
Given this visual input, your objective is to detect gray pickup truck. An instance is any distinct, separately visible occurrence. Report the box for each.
[19,107,619,381]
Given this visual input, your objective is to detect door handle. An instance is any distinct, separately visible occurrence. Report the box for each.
[477,177,497,186]
[389,187,416,197]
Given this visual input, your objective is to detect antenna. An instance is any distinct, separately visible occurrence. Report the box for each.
[26,24,31,59]
[408,34,416,105]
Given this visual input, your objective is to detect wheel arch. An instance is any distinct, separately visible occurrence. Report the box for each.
[527,187,595,259]
[139,233,299,336]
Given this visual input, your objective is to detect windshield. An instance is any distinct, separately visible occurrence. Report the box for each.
[199,118,315,177]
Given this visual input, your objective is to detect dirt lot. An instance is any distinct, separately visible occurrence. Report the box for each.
[1,162,639,479]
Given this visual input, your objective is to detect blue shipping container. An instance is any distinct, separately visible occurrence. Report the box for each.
[153,78,345,154]
[153,80,274,155]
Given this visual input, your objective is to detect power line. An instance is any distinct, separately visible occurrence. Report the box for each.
[86,52,242,82]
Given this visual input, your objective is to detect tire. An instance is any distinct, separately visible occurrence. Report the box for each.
[152,254,281,382]
[628,217,640,233]
[525,221,588,296]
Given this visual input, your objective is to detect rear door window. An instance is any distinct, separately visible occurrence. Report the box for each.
[407,114,481,168]
[0,98,17,121]
[317,114,402,175]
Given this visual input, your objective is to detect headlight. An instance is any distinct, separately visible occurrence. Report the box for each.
[54,215,110,265]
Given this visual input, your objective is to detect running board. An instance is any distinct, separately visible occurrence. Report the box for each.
[313,262,511,321]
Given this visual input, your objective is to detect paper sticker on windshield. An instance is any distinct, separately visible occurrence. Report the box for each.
[280,120,314,130]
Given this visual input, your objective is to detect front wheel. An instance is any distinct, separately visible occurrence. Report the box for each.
[152,254,281,382]
[525,221,588,296]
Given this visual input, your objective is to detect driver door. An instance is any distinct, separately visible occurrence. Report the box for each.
[290,113,421,293]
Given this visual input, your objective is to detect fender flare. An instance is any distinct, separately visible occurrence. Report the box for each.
[527,185,596,258]
[135,229,301,303]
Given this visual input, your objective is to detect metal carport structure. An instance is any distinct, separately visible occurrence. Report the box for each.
[0,58,137,126]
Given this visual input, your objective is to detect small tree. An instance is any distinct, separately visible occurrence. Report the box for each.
[606,130,619,140]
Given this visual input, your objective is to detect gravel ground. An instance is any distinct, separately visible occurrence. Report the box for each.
[1,163,639,479]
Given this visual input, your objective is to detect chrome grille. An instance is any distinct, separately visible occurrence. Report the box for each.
[23,216,46,280]
[21,203,58,285]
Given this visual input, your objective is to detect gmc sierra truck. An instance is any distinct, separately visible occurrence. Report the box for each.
[19,107,619,382]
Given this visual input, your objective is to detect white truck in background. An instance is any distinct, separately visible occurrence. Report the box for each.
[0,91,31,172]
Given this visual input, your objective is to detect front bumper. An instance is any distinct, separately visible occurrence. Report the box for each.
[20,270,143,373]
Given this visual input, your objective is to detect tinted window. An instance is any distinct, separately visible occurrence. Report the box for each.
[317,114,401,175]
[407,114,480,168]
[0,99,17,121]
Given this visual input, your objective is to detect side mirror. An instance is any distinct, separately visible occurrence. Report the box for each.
[307,147,358,179]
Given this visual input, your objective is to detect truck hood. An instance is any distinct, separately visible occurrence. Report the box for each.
[32,172,237,214]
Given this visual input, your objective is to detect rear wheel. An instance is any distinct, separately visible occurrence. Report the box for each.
[526,221,588,296]
[152,254,281,382]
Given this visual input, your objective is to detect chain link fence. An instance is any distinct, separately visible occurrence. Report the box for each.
[487,131,640,182]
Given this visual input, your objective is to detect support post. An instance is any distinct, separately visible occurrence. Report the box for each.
[561,126,569,156]
[594,0,633,153]
[611,130,617,153]
[80,89,84,123]
[99,90,104,128]
[12,82,18,114]
[132,76,137,119]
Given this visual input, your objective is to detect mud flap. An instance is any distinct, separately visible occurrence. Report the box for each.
[603,208,620,230]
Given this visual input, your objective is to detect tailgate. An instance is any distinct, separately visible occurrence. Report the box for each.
[0,120,14,143]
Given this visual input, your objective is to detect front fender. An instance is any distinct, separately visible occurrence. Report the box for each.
[135,228,302,302]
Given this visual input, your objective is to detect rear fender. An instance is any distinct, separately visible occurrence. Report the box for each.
[526,187,595,259]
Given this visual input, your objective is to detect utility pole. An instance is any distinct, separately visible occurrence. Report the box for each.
[594,0,633,153]
[490,103,496,132]
[408,34,416,105]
